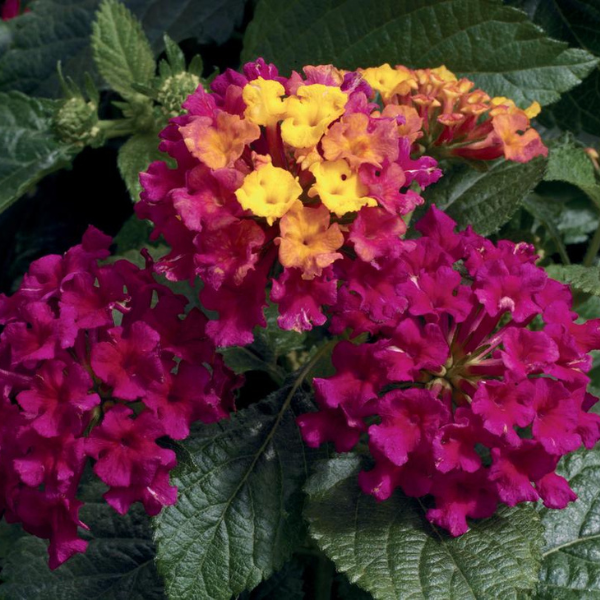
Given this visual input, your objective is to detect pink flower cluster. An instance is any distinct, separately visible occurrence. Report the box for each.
[299,207,600,536]
[136,59,442,347]
[0,228,238,568]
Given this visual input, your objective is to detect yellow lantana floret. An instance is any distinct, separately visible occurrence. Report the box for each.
[360,64,417,102]
[490,97,541,120]
[276,201,344,279]
[235,163,302,225]
[243,77,288,127]
[309,159,377,217]
[281,84,348,149]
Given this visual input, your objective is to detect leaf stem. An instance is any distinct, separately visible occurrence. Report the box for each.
[584,220,600,267]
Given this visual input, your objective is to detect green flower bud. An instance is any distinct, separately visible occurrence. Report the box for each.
[157,72,202,118]
[53,96,103,147]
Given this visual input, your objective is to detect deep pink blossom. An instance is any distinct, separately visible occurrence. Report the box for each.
[300,205,600,536]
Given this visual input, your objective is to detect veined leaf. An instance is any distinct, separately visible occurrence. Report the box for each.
[545,264,600,297]
[153,347,331,600]
[305,455,544,600]
[0,91,79,214]
[243,0,598,107]
[537,446,600,598]
[91,0,155,97]
[422,157,546,235]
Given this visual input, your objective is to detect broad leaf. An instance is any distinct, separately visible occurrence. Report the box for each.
[153,354,329,600]
[422,157,546,235]
[544,135,600,211]
[0,482,164,599]
[537,446,600,598]
[243,0,598,107]
[91,0,155,97]
[0,0,247,98]
[0,91,79,214]
[540,70,600,138]
[117,130,166,202]
[509,0,600,137]
[545,264,600,297]
[305,455,544,600]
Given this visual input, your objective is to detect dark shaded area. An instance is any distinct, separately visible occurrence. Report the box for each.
[0,144,133,293]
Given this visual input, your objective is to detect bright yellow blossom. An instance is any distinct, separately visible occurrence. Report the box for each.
[243,77,288,127]
[276,201,344,279]
[309,159,377,217]
[281,84,347,148]
[360,64,416,102]
[234,163,302,225]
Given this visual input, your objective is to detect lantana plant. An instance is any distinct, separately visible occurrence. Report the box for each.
[1,1,600,599]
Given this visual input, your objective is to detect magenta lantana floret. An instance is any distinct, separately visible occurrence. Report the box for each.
[299,206,600,536]
[0,228,239,568]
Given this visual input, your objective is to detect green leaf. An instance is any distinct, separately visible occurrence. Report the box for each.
[153,348,331,600]
[219,345,286,384]
[542,136,600,212]
[509,0,600,137]
[0,482,164,599]
[243,0,598,107]
[545,264,600,296]
[539,70,600,138]
[537,446,600,598]
[305,455,544,600]
[545,136,597,188]
[421,157,546,235]
[91,0,155,97]
[0,0,246,98]
[0,91,79,214]
[117,130,166,201]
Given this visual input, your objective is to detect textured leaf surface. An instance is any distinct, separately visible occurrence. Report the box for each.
[91,0,155,96]
[0,0,246,97]
[422,157,546,235]
[544,135,600,211]
[0,91,79,213]
[511,0,600,137]
[117,131,166,202]
[243,0,597,107]
[537,447,600,598]
[305,455,544,600]
[153,360,327,600]
[0,482,164,599]
[545,264,600,297]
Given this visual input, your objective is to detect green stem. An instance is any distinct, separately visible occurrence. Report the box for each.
[97,119,137,139]
[315,553,334,600]
[584,220,600,267]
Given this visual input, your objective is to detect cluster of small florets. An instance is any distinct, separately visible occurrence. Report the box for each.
[359,64,548,163]
[0,228,239,568]
[299,206,600,536]
[137,59,548,348]
[136,59,447,346]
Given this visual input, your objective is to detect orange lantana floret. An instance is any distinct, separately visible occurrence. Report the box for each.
[276,201,344,279]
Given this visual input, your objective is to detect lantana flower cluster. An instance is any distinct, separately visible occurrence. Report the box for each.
[299,206,600,536]
[137,59,445,346]
[138,60,544,348]
[0,228,239,568]
[361,64,547,163]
